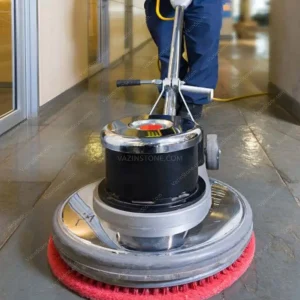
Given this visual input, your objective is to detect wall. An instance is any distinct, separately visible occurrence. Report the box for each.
[38,0,151,106]
[132,0,151,49]
[109,0,126,63]
[0,0,12,83]
[38,0,88,106]
[269,0,300,103]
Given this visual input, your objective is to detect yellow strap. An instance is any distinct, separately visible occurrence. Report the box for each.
[156,0,175,21]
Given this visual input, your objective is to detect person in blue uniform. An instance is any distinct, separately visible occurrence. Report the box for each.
[144,0,223,118]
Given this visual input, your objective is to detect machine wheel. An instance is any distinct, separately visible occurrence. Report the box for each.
[206,134,220,170]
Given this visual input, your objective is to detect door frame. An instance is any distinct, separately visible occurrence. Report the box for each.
[0,0,39,136]
[88,0,110,77]
[125,0,133,52]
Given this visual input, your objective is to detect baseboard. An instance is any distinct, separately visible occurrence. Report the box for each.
[38,79,88,123]
[130,39,152,55]
[268,82,300,122]
[0,82,12,88]
[220,34,234,40]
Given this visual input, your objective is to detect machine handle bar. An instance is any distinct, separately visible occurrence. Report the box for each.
[116,80,141,87]
[180,85,213,96]
[116,79,163,87]
[116,79,214,98]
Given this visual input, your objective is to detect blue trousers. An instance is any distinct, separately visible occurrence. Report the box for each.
[144,0,223,104]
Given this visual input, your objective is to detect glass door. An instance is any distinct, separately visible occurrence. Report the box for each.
[0,1,15,118]
[88,0,110,76]
[0,0,29,135]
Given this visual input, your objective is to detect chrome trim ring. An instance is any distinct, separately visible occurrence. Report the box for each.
[101,115,202,154]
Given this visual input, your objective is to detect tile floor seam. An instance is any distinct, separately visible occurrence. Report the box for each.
[0,151,13,164]
[39,95,86,126]
[0,182,52,251]
[274,103,300,125]
[0,154,76,251]
[32,182,52,207]
[0,124,50,164]
[32,153,77,203]
[221,57,265,93]
[0,124,94,177]
[248,125,300,207]
[267,126,300,144]
[237,106,300,207]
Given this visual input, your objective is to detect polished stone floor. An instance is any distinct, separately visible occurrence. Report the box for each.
[1,33,300,300]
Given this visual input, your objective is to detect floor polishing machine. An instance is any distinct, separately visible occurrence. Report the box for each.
[47,1,255,299]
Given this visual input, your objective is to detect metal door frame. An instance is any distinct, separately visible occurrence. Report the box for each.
[88,0,110,77]
[125,0,133,52]
[0,0,39,135]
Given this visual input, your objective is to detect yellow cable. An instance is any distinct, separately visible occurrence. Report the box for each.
[155,0,269,102]
[156,0,174,21]
[213,93,269,102]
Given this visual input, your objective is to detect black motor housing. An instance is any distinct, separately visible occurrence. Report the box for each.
[101,115,205,213]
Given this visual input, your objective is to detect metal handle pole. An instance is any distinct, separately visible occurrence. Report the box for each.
[163,6,185,116]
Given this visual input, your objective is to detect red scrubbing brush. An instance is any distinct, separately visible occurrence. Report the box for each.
[47,233,255,300]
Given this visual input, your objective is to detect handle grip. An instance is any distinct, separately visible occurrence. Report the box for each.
[116,80,141,87]
[180,85,213,95]
[181,85,214,100]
